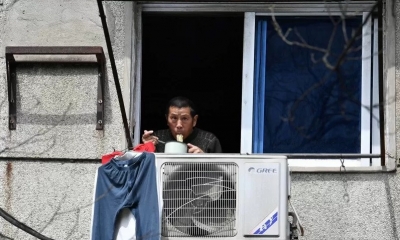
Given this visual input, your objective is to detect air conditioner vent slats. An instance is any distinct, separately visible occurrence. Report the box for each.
[161,162,238,238]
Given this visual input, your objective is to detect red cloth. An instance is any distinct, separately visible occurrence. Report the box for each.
[101,142,155,165]
[133,142,156,152]
[101,151,123,165]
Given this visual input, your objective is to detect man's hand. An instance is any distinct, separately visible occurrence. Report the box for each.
[142,130,158,145]
[187,143,204,153]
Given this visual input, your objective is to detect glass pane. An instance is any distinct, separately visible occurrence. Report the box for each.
[256,16,363,153]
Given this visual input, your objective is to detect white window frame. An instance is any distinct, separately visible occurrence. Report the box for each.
[242,11,379,168]
[130,2,387,171]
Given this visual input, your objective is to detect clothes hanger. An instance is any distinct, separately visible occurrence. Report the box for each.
[115,149,142,161]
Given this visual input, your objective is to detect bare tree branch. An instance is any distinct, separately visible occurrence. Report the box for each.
[341,15,349,43]
[268,1,381,146]
[0,1,391,240]
[39,195,67,233]
[270,14,329,54]
[65,209,81,240]
[0,99,73,239]
[321,17,338,70]
[0,103,72,155]
[332,2,378,71]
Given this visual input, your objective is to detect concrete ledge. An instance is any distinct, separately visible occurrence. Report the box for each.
[290,165,396,173]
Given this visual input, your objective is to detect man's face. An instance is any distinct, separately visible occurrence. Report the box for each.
[166,106,198,140]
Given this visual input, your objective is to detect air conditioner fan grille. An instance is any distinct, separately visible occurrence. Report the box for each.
[161,162,238,237]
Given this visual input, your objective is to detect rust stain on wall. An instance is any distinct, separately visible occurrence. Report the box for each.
[5,162,13,211]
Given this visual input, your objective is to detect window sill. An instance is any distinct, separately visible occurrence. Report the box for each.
[286,155,397,173]
[289,165,395,173]
[154,153,395,173]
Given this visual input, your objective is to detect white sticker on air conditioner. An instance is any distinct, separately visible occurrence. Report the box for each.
[252,207,279,234]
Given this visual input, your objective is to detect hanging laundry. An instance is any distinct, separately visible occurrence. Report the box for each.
[91,152,160,240]
[101,142,156,165]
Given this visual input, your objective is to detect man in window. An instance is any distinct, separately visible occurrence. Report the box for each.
[141,96,222,153]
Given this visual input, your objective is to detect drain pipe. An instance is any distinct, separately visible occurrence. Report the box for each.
[97,0,134,150]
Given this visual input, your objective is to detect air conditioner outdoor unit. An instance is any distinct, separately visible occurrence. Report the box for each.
[155,154,297,240]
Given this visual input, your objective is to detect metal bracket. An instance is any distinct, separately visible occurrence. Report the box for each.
[5,46,106,130]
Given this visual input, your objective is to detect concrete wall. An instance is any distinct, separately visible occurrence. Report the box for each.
[0,1,399,240]
[0,0,132,239]
[0,0,131,159]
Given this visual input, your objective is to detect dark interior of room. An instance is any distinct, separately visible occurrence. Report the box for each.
[141,13,244,153]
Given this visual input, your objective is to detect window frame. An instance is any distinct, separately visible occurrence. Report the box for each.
[242,11,380,168]
[130,2,391,171]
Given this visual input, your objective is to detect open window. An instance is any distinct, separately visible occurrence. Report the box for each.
[131,2,383,169]
[243,10,381,168]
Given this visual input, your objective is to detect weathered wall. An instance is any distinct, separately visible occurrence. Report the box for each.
[1,162,400,240]
[0,1,399,240]
[291,172,400,240]
[0,161,99,239]
[0,0,133,239]
[0,0,131,159]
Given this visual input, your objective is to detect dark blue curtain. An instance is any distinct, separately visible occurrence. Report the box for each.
[253,16,362,153]
[252,20,267,153]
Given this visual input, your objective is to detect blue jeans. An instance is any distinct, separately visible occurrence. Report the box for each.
[91,152,160,240]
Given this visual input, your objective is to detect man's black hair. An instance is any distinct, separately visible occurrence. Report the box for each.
[165,96,197,117]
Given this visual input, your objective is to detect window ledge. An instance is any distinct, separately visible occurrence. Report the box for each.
[290,165,395,173]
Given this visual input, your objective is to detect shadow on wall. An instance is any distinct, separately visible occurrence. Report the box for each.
[10,63,112,127]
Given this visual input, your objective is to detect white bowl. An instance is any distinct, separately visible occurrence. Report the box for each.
[164,141,187,153]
